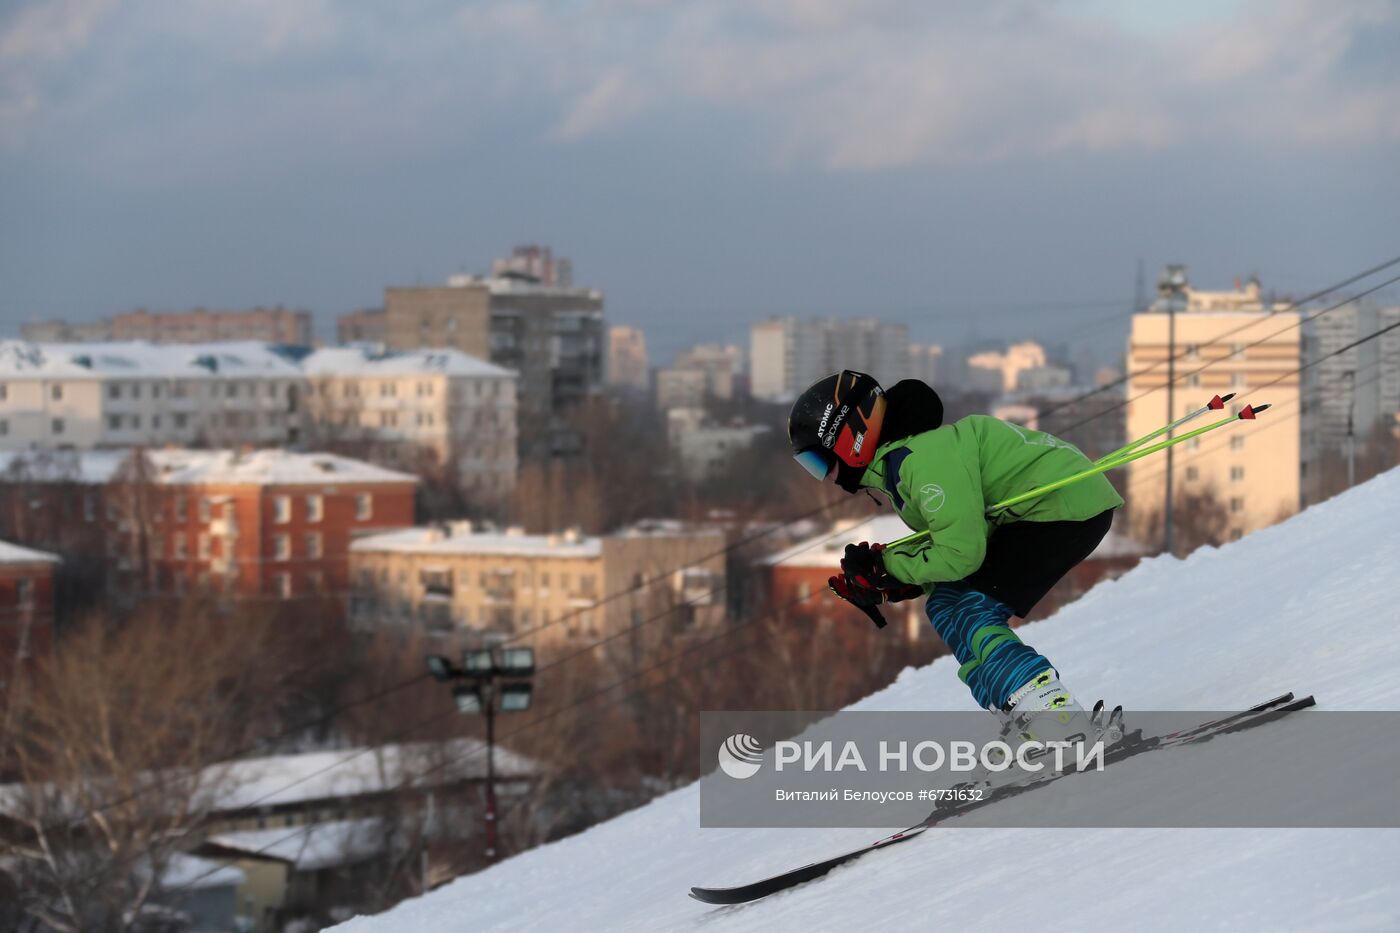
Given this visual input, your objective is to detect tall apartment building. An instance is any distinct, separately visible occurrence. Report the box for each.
[0,448,416,602]
[384,275,605,457]
[1126,268,1301,544]
[110,307,313,345]
[749,317,908,403]
[491,244,573,288]
[0,341,304,450]
[348,520,726,654]
[337,308,387,344]
[606,325,650,392]
[301,346,518,497]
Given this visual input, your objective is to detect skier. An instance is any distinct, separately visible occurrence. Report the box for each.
[787,370,1124,766]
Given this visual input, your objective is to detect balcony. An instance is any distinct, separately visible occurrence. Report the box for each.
[209,517,238,537]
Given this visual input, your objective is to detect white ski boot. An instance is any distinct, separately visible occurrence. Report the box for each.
[950,670,1123,796]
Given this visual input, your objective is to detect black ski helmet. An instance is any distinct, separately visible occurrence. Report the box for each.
[787,371,886,492]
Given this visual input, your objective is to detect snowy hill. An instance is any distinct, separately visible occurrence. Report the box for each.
[336,469,1400,932]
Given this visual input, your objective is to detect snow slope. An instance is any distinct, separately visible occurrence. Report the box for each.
[337,468,1400,932]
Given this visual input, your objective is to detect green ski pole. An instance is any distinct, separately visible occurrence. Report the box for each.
[1094,393,1234,466]
[884,402,1269,550]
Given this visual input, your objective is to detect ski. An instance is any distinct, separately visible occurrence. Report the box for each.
[689,692,1312,906]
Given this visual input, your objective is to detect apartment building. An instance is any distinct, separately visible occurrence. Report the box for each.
[348,520,726,653]
[301,346,519,497]
[606,325,649,392]
[110,307,313,345]
[749,317,909,403]
[337,308,388,345]
[0,341,303,450]
[384,275,605,457]
[1126,268,1301,543]
[0,448,416,602]
[0,540,59,673]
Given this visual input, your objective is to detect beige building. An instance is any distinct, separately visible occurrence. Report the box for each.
[1127,268,1301,544]
[348,520,727,656]
[111,307,312,345]
[300,346,518,498]
[607,325,650,391]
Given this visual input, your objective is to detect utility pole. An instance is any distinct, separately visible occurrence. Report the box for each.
[1164,289,1177,557]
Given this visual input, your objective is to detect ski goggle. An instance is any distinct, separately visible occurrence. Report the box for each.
[793,447,836,481]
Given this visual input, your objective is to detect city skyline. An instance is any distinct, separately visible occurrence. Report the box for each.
[2,1,1397,366]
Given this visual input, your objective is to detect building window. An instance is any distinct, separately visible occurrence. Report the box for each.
[1231,436,1245,451]
[198,498,212,522]
[51,384,63,401]
[17,578,33,608]
[274,534,291,560]
[174,413,188,429]
[1185,466,1199,481]
[83,494,95,522]
[1229,528,1243,541]
[1230,497,1244,513]
[305,494,323,522]
[131,383,141,399]
[108,384,121,399]
[198,534,211,559]
[1232,373,1247,388]
[274,495,291,523]
[307,570,323,592]
[1232,342,1245,356]
[1185,343,1199,359]
[1231,466,1245,481]
[0,383,6,400]
[52,418,64,434]
[355,493,372,520]
[0,420,7,436]
[174,536,187,559]
[304,532,322,559]
[107,415,121,430]
[275,573,292,598]
[175,496,187,522]
[1187,374,1200,388]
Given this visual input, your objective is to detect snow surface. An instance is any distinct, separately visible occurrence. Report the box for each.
[335,468,1400,933]
[301,346,515,379]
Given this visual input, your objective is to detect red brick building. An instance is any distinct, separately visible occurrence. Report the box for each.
[762,513,1147,639]
[0,540,59,675]
[0,449,416,604]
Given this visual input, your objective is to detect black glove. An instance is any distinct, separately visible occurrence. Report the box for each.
[841,542,924,602]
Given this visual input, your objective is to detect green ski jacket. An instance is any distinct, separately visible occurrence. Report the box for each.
[860,415,1124,587]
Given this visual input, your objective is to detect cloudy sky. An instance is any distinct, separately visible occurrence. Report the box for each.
[1,0,1396,363]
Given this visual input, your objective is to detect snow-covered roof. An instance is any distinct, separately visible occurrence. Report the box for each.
[352,525,604,559]
[0,449,417,487]
[213,737,536,811]
[156,853,247,891]
[0,539,60,565]
[145,449,417,487]
[203,819,384,870]
[301,346,515,379]
[762,515,913,568]
[352,519,724,559]
[0,340,302,379]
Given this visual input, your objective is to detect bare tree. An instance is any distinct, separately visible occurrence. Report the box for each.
[1,606,289,932]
